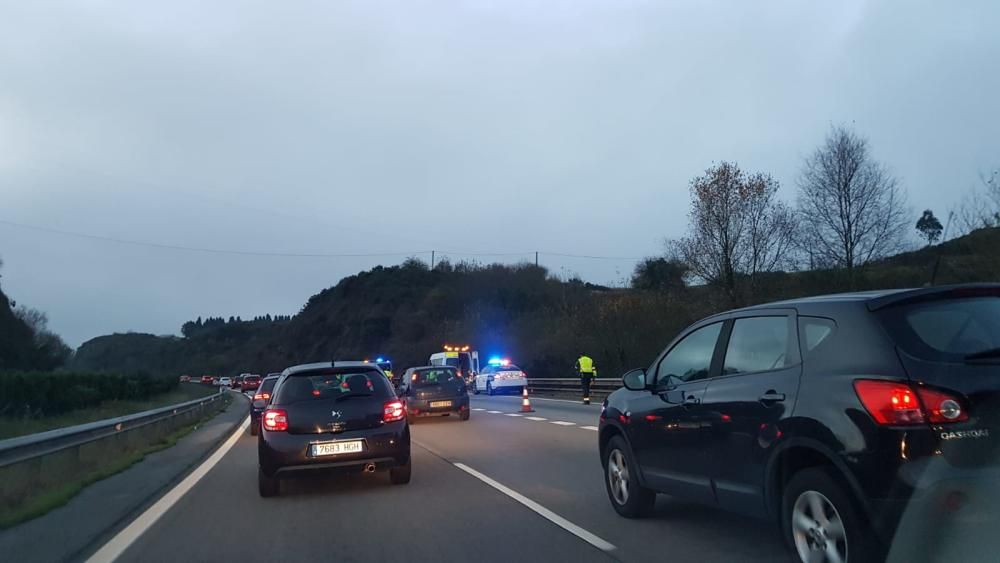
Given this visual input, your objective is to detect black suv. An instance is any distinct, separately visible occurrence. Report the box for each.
[257,362,411,497]
[599,285,999,563]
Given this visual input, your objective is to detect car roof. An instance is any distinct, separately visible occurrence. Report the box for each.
[722,283,1000,316]
[281,361,380,376]
[406,365,455,372]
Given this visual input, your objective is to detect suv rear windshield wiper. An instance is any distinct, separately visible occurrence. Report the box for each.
[965,347,1000,361]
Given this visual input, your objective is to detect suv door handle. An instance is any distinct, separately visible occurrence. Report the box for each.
[682,394,701,407]
[759,391,786,404]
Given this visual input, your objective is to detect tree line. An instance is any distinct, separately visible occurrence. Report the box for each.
[633,124,999,307]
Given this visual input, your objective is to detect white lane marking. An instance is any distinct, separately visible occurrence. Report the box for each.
[472,408,486,411]
[86,417,249,563]
[550,421,576,426]
[472,395,600,406]
[504,413,523,417]
[487,410,503,414]
[525,416,548,421]
[453,462,616,553]
[581,426,599,431]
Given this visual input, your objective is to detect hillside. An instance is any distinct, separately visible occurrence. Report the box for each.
[0,288,40,371]
[72,228,1000,379]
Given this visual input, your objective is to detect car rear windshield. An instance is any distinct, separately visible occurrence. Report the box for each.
[496,364,521,371]
[878,296,1000,362]
[245,375,261,383]
[259,377,278,394]
[411,369,460,387]
[273,368,394,404]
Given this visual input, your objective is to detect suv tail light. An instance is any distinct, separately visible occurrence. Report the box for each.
[383,400,405,423]
[262,409,288,431]
[853,380,968,426]
[253,392,271,401]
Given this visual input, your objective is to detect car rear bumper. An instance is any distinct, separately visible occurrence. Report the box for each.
[487,379,526,392]
[258,421,409,476]
[405,396,469,416]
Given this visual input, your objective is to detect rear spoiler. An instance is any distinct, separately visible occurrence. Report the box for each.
[866,283,1000,311]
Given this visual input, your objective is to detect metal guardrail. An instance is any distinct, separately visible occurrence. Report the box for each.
[527,377,622,399]
[0,388,226,468]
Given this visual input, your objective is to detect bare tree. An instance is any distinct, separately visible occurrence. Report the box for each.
[954,169,1000,235]
[796,125,908,280]
[676,161,797,304]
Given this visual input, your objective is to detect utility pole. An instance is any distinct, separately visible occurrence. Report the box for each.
[431,250,435,269]
[535,251,538,267]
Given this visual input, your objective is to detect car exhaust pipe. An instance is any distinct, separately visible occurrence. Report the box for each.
[363,463,377,473]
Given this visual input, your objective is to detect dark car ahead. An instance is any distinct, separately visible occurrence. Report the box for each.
[249,375,281,436]
[599,284,1000,563]
[257,362,411,497]
[397,366,470,421]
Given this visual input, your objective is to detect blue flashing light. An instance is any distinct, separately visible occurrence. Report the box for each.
[376,357,385,363]
[488,357,502,366]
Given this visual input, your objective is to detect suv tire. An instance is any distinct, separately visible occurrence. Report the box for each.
[782,467,878,563]
[604,435,655,518]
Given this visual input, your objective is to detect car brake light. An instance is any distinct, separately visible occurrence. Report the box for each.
[853,380,968,426]
[253,392,270,401]
[383,400,405,423]
[262,409,288,431]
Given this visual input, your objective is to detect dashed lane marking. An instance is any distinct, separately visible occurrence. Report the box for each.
[452,462,617,554]
[581,426,599,431]
[487,410,503,414]
[504,413,523,417]
[472,408,486,411]
[525,416,548,421]
[550,421,576,426]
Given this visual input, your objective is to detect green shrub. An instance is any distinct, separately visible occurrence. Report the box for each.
[0,371,178,418]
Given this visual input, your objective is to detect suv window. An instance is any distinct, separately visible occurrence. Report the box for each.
[274,368,394,404]
[655,322,723,385]
[880,297,1000,361]
[259,377,278,395]
[723,316,790,375]
[412,368,459,387]
[799,317,836,356]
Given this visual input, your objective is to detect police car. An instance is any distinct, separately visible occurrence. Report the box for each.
[473,358,527,396]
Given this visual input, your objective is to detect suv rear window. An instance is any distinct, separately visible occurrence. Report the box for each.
[412,368,460,387]
[273,368,394,404]
[879,297,1000,361]
[259,377,278,395]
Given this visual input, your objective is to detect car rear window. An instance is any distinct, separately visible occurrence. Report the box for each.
[259,377,278,394]
[245,375,261,383]
[878,297,1000,361]
[411,368,460,387]
[273,368,394,404]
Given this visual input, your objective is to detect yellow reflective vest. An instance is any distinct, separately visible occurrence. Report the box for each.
[577,355,595,375]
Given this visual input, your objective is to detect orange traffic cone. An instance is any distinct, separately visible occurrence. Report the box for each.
[520,387,535,413]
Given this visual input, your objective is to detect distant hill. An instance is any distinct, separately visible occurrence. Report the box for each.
[72,228,1000,379]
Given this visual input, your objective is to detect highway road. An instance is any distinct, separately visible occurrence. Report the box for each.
[108,394,791,563]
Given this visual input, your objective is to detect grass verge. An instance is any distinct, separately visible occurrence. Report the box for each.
[0,384,218,440]
[0,393,232,530]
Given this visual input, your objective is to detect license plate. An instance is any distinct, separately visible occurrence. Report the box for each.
[430,400,453,408]
[311,440,364,457]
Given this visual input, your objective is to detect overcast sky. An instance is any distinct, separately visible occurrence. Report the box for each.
[1,0,997,348]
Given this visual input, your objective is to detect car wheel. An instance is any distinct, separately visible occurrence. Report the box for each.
[486,382,494,396]
[390,456,412,485]
[249,421,259,436]
[258,467,279,497]
[603,436,655,517]
[783,467,877,563]
[460,409,470,421]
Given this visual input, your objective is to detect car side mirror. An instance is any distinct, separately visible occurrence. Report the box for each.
[621,368,647,391]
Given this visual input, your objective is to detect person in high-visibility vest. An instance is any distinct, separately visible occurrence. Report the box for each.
[575,354,596,404]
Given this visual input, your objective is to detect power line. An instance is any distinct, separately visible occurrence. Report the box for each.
[0,218,645,262]
[0,219,430,258]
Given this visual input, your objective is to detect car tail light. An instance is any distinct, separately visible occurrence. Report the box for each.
[853,380,967,426]
[917,387,968,423]
[253,392,270,401]
[383,400,405,423]
[262,409,288,432]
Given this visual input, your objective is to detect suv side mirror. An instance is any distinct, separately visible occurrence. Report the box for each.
[621,368,647,391]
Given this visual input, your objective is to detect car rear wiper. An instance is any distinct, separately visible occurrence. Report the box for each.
[334,392,374,401]
[965,347,1000,361]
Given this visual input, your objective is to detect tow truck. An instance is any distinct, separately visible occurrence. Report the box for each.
[429,345,480,387]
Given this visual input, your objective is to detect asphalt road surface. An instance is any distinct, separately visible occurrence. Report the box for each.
[111,394,791,563]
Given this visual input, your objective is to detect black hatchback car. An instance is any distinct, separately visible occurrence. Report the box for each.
[248,374,280,436]
[396,366,470,421]
[257,362,411,497]
[599,285,1000,563]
